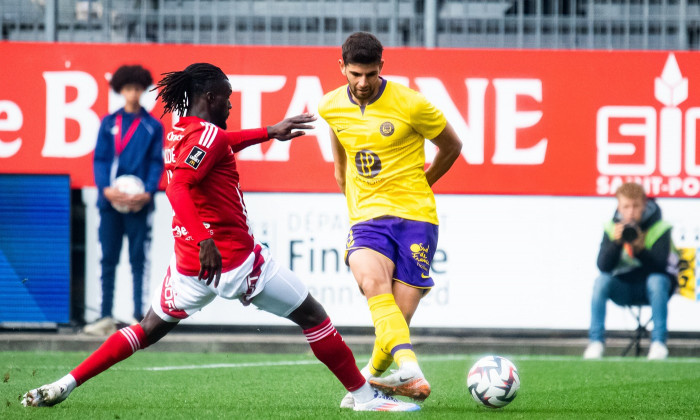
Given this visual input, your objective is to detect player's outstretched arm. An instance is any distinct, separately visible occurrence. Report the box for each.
[267,112,316,141]
[225,113,316,152]
[425,122,462,187]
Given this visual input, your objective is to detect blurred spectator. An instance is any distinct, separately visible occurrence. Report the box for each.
[85,64,164,335]
[584,182,678,360]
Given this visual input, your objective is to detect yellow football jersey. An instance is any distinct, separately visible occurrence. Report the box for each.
[319,79,447,225]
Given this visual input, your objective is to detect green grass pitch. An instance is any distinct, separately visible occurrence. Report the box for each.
[2,351,699,419]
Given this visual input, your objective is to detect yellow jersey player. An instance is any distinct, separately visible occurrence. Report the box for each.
[318,32,463,407]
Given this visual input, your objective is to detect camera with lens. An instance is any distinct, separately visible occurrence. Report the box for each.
[621,222,640,243]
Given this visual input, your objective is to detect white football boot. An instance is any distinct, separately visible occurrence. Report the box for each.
[339,392,355,408]
[353,389,420,412]
[22,381,74,407]
[369,362,431,401]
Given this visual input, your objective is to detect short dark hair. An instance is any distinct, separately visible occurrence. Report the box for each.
[109,65,153,92]
[342,32,383,65]
[155,62,228,117]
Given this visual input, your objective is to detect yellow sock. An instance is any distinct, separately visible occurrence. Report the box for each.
[394,348,418,367]
[369,342,393,377]
[367,293,417,368]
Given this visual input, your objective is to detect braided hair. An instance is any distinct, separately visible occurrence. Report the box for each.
[155,63,227,117]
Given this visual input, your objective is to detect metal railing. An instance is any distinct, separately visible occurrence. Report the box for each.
[1,0,698,49]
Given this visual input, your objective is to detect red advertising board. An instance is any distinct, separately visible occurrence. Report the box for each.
[1,42,699,196]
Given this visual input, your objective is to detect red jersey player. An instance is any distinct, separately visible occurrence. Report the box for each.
[22,63,419,412]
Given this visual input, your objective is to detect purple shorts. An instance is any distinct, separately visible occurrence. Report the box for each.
[346,216,439,289]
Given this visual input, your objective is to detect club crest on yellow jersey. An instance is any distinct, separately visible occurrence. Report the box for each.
[379,121,394,136]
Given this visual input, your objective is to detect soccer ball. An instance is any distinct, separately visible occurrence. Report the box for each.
[467,355,520,408]
[111,175,145,213]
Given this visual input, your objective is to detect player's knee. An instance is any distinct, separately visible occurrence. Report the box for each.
[140,311,176,345]
[287,294,328,329]
[359,278,392,297]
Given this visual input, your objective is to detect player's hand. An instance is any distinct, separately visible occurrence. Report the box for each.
[104,187,129,207]
[267,113,316,141]
[198,238,222,287]
[126,192,151,213]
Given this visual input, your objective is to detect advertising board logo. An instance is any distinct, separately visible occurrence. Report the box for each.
[597,53,700,197]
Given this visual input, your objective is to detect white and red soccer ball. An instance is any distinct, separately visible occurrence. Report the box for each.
[467,355,520,408]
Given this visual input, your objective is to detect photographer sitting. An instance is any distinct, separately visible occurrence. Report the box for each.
[583,182,677,360]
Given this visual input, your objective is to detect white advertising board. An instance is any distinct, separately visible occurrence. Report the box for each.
[83,189,700,331]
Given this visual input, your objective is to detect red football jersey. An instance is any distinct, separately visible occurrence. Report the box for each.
[163,116,267,276]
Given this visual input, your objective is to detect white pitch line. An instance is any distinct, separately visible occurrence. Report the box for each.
[135,353,700,372]
[137,355,466,372]
[142,360,320,371]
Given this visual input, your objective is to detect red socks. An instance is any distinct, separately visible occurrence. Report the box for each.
[303,318,365,392]
[70,324,148,386]
[70,320,363,393]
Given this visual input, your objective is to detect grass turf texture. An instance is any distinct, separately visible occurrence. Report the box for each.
[2,352,699,419]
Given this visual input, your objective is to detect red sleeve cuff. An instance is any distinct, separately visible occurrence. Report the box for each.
[227,128,270,152]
